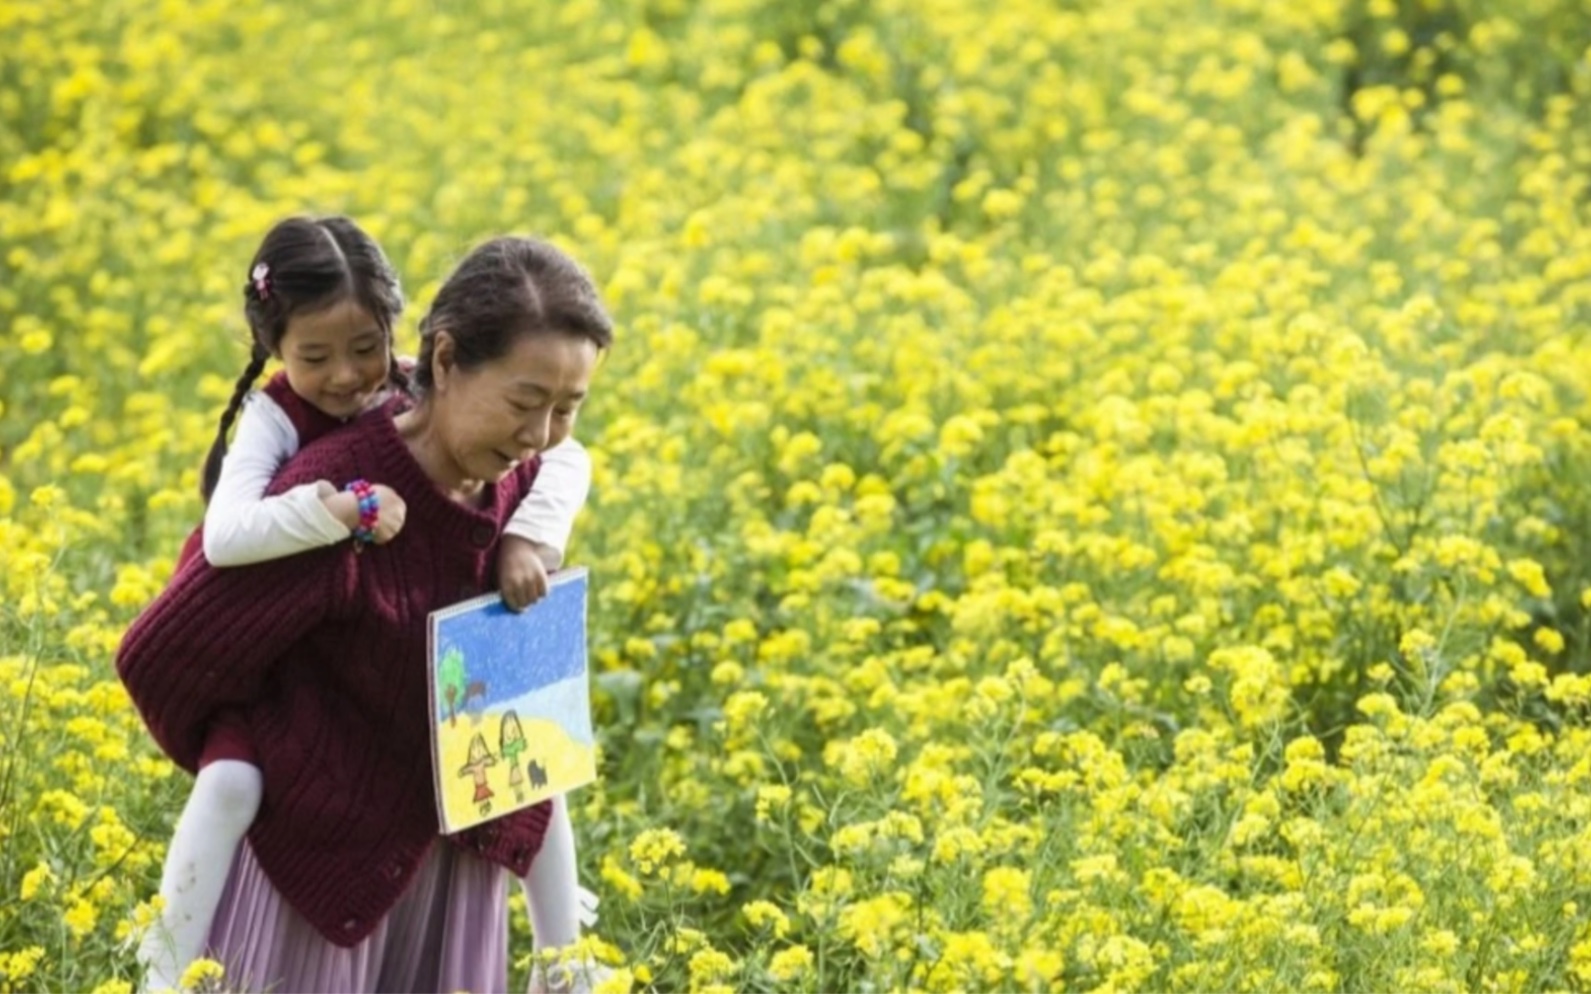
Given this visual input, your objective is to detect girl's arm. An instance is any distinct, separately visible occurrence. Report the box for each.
[203,394,354,566]
[503,437,592,559]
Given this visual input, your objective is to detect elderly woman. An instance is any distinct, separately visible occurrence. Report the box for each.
[118,236,612,993]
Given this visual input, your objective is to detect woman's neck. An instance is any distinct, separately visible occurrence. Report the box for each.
[394,405,486,505]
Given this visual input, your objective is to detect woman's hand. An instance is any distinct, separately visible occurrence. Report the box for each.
[499,534,556,610]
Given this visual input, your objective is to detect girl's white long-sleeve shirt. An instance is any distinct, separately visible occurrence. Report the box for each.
[203,390,592,567]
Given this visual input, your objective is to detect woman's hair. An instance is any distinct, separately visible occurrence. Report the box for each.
[414,237,613,392]
[200,215,406,501]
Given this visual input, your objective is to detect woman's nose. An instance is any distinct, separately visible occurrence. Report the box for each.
[516,412,550,451]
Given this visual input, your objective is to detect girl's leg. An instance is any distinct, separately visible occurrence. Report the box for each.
[522,795,579,951]
[138,760,262,992]
[521,795,605,994]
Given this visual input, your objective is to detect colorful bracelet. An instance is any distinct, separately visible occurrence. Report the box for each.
[345,478,379,548]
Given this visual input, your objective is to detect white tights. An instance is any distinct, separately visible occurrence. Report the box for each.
[520,795,597,951]
[523,797,604,993]
[138,760,262,992]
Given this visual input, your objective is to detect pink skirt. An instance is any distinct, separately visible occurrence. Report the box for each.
[206,839,510,993]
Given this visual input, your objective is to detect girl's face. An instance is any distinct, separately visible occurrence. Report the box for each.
[430,329,597,486]
[275,298,390,420]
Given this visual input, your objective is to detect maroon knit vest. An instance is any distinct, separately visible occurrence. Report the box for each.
[260,371,350,447]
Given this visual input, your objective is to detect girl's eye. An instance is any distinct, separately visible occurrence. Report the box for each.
[300,357,327,366]
[355,346,379,356]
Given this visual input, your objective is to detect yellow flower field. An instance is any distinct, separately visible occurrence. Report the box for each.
[4,0,1591,990]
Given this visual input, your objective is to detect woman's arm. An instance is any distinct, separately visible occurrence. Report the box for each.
[116,545,354,772]
[203,394,353,566]
[503,437,591,557]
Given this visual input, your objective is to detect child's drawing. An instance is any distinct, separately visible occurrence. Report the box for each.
[427,568,597,834]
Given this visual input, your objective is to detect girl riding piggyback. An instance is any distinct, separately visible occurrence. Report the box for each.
[191,217,586,595]
[140,216,594,990]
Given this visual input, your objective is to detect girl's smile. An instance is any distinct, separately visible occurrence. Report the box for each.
[276,298,389,420]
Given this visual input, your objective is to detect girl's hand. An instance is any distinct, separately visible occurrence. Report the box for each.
[498,534,554,611]
[321,481,407,543]
[370,484,406,544]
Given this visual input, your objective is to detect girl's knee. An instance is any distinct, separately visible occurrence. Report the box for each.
[193,760,263,827]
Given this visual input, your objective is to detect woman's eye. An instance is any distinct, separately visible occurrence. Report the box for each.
[554,408,576,420]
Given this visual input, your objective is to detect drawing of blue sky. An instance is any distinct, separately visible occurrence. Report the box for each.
[498,676,595,746]
[435,578,587,709]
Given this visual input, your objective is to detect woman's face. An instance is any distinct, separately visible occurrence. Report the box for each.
[431,329,598,484]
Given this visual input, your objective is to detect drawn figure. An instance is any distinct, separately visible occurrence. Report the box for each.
[500,711,528,802]
[527,759,548,789]
[459,733,497,815]
[463,679,489,715]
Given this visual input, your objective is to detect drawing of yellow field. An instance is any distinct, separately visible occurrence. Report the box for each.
[437,710,596,831]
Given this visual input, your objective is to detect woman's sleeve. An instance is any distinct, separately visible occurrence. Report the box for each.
[116,547,353,773]
[503,437,591,555]
[203,394,351,566]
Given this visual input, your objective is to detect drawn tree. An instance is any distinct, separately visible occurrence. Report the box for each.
[439,646,469,727]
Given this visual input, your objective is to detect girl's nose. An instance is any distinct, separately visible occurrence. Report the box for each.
[330,361,363,389]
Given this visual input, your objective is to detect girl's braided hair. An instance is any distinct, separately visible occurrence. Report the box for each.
[200,216,405,501]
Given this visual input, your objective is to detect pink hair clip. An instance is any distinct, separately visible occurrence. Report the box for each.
[251,262,272,299]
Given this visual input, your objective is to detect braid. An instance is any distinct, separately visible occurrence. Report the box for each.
[387,353,413,399]
[199,344,269,502]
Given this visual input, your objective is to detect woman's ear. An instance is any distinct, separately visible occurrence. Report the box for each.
[430,329,456,392]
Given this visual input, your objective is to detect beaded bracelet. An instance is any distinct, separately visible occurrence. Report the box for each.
[345,478,379,549]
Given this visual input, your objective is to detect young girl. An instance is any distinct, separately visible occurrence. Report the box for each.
[138,216,597,991]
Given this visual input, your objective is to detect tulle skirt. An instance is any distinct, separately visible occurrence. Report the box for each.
[206,839,510,993]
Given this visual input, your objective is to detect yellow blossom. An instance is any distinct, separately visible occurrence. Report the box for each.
[767,945,814,982]
[628,828,687,876]
[741,900,790,937]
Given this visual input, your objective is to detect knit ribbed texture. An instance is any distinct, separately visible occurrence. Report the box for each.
[119,404,552,947]
[261,371,348,443]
